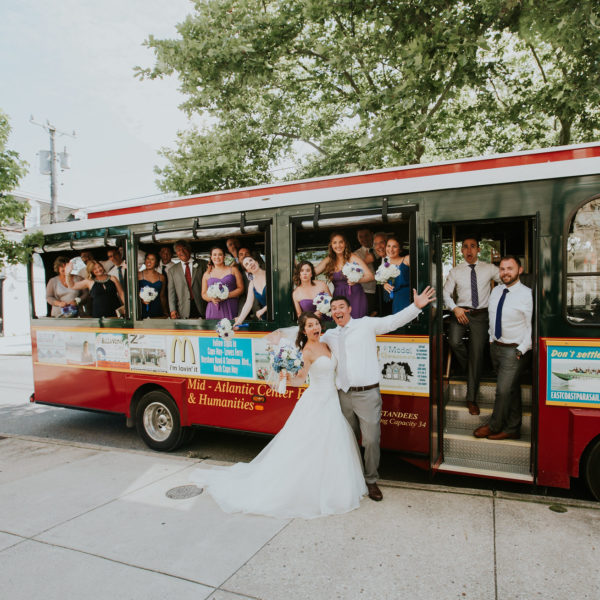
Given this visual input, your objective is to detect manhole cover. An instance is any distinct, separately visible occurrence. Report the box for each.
[166,485,203,499]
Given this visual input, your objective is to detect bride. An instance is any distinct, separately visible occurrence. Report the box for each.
[190,312,367,519]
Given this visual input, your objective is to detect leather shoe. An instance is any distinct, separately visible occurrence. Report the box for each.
[487,431,520,440]
[367,483,383,501]
[467,401,480,416]
[473,424,493,438]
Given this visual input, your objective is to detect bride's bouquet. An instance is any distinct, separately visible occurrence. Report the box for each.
[139,286,158,304]
[313,291,332,316]
[342,261,364,284]
[269,340,304,394]
[206,282,229,301]
[375,258,401,298]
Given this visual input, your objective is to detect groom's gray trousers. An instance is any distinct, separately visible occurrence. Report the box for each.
[338,387,382,484]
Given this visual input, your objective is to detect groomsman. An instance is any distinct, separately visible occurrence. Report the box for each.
[474,256,532,440]
[168,240,208,319]
[443,236,500,415]
[158,245,175,276]
[355,228,377,316]
[107,247,127,314]
[323,286,436,501]
[372,232,389,316]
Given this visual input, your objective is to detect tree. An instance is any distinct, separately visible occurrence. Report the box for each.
[138,0,600,195]
[0,111,42,266]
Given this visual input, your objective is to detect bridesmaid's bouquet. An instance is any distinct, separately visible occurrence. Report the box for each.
[139,286,159,304]
[207,282,229,300]
[216,318,235,340]
[375,258,401,298]
[342,261,364,284]
[269,340,304,394]
[313,292,332,316]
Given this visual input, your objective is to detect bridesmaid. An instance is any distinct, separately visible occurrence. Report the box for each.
[315,232,373,319]
[234,255,268,325]
[138,252,168,318]
[383,236,411,313]
[202,246,244,319]
[292,261,331,319]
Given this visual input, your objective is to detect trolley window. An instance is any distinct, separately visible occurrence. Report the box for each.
[566,196,600,324]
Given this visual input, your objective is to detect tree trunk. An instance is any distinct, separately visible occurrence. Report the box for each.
[559,118,572,146]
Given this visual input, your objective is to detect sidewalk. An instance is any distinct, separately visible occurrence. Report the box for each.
[1,434,598,600]
[0,335,31,356]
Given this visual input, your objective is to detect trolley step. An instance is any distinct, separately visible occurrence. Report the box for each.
[438,458,533,482]
[443,430,530,472]
[444,403,532,436]
[444,380,532,409]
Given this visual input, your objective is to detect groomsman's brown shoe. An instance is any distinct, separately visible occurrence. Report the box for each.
[467,401,480,416]
[487,431,520,440]
[367,483,383,501]
[473,424,493,438]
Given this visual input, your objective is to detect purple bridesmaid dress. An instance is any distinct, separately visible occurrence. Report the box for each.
[206,273,239,319]
[331,271,367,318]
[298,297,332,321]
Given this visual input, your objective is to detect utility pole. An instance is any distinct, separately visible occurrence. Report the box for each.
[30,117,75,224]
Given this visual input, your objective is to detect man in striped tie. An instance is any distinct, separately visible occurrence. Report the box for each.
[443,236,501,415]
[474,256,532,440]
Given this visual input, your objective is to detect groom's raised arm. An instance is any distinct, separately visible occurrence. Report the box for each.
[371,303,422,336]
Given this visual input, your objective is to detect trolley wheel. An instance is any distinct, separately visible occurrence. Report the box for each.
[584,438,600,501]
[136,390,183,452]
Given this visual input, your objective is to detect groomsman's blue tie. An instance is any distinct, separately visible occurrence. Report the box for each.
[494,288,509,340]
[469,264,479,308]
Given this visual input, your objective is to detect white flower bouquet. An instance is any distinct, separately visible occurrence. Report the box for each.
[207,282,229,300]
[375,258,401,298]
[216,318,234,340]
[342,261,364,284]
[269,340,304,394]
[313,292,332,316]
[139,286,158,304]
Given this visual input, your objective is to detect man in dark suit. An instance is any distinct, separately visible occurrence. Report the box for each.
[168,240,207,319]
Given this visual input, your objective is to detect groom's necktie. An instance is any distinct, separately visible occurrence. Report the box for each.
[338,327,350,392]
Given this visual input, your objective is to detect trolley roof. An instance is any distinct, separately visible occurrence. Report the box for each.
[38,142,600,236]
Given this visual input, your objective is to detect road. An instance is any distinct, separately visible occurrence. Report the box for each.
[0,355,594,501]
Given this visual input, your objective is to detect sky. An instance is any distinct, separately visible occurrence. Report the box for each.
[1,0,195,210]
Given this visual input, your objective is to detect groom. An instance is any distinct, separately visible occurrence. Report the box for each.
[322,286,436,501]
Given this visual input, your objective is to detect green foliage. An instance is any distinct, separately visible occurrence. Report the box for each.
[138,0,600,194]
[0,110,38,267]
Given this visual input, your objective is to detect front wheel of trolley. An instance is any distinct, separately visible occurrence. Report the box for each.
[136,391,183,452]
[583,438,600,501]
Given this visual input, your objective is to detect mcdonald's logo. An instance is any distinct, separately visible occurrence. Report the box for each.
[170,337,196,364]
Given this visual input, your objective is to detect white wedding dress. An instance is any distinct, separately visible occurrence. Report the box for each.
[190,354,367,519]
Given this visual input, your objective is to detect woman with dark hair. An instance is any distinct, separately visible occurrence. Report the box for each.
[46,256,85,317]
[314,232,373,318]
[234,255,268,325]
[383,237,411,313]
[201,246,244,319]
[66,260,124,318]
[190,311,366,519]
[292,260,331,318]
[138,252,168,318]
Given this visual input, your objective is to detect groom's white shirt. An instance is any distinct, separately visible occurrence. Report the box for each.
[321,303,421,391]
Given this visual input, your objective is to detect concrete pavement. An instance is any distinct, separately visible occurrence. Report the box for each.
[1,434,599,600]
[0,334,31,356]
